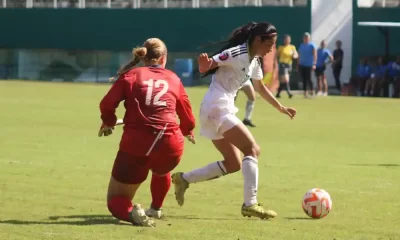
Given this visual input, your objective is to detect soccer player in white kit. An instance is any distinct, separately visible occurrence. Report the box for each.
[172,22,297,219]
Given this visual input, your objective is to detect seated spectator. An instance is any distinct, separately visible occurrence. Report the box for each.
[385,56,400,98]
[367,57,386,97]
[351,58,372,96]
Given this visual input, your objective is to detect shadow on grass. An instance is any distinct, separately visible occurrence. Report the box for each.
[165,215,265,221]
[0,214,264,226]
[348,164,399,168]
[0,215,123,226]
[284,217,314,221]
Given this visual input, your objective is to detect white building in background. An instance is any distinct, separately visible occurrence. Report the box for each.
[311,0,353,87]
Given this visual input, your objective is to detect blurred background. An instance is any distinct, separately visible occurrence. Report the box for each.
[0,0,399,97]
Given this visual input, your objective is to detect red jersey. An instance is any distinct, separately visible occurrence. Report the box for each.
[100,66,195,136]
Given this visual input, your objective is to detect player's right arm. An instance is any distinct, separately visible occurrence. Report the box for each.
[99,77,128,127]
[198,47,238,73]
[176,81,196,144]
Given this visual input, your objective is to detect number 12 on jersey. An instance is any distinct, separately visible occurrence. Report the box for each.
[143,79,169,106]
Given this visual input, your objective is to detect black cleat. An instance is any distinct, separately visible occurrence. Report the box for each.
[243,119,256,127]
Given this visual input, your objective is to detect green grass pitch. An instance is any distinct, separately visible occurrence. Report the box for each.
[0,80,399,240]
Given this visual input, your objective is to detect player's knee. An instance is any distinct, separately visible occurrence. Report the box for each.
[245,143,260,159]
[248,94,255,102]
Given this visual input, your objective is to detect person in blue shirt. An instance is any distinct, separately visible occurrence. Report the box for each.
[315,40,333,96]
[297,32,317,97]
[384,56,400,98]
[367,57,386,97]
[354,58,372,96]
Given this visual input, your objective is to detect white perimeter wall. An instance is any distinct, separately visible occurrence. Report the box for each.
[311,0,353,86]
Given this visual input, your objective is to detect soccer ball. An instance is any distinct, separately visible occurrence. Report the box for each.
[302,188,332,219]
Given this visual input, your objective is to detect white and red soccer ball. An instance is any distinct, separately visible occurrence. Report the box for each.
[302,188,332,219]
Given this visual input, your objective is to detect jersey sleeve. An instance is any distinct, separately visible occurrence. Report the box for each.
[99,77,128,127]
[176,81,196,136]
[212,48,238,66]
[251,58,264,80]
[311,43,317,50]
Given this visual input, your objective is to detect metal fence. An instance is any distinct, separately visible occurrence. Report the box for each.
[0,49,210,84]
[3,0,400,9]
[0,0,308,8]
[357,0,400,7]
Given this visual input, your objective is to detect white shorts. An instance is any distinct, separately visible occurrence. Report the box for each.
[199,88,241,140]
[240,80,252,89]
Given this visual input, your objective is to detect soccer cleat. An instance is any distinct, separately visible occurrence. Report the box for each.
[145,208,163,219]
[241,203,277,219]
[243,119,256,127]
[130,204,156,227]
[171,172,189,206]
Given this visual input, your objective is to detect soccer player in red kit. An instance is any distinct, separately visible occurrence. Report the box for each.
[98,38,196,227]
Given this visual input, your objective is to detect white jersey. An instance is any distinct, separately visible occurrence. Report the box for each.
[210,43,264,95]
[199,44,264,140]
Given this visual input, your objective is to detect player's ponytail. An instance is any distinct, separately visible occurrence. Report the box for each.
[110,38,167,82]
[201,22,276,78]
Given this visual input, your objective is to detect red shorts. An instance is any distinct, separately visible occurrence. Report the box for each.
[112,128,184,184]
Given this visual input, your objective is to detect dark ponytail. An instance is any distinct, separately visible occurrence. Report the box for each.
[202,21,277,78]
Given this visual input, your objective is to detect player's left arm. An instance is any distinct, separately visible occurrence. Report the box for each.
[292,45,299,59]
[176,81,196,144]
[252,63,296,120]
[327,50,334,64]
[312,44,317,69]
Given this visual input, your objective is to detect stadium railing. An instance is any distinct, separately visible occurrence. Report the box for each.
[357,0,400,7]
[0,0,308,8]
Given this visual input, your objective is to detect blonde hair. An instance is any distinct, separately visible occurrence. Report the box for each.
[110,38,167,81]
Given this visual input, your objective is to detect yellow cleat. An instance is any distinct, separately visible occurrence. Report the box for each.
[241,203,277,219]
[171,172,189,206]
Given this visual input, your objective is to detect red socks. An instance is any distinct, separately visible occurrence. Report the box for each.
[150,173,171,209]
[107,196,133,222]
[107,173,171,222]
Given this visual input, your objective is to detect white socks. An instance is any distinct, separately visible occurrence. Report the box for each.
[245,100,255,120]
[242,156,258,207]
[182,161,227,183]
[182,157,259,207]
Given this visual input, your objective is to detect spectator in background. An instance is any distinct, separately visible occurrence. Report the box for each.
[393,57,400,98]
[298,32,317,98]
[315,40,333,96]
[352,58,372,96]
[367,57,386,97]
[275,34,298,98]
[332,40,344,92]
[385,56,400,98]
